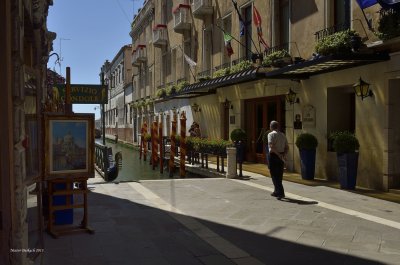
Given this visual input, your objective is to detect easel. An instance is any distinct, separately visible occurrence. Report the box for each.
[47,177,94,238]
[45,67,94,238]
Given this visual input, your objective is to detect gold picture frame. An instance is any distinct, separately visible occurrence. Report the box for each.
[44,113,94,179]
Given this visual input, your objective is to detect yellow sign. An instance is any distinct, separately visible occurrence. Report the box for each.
[54,84,107,104]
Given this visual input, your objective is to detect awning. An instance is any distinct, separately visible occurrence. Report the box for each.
[157,67,265,101]
[265,53,390,80]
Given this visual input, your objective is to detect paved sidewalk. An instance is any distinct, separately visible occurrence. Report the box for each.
[37,171,400,265]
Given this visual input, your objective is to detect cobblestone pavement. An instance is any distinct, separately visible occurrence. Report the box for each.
[38,171,400,265]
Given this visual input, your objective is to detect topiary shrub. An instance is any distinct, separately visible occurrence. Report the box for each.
[230,128,247,143]
[332,131,359,153]
[295,133,318,150]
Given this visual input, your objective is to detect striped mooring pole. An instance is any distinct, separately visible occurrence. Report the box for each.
[180,111,186,178]
[159,114,163,173]
[139,125,143,160]
[169,112,177,177]
[143,121,147,161]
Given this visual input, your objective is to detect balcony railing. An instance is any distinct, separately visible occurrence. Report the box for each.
[153,24,168,47]
[214,62,231,71]
[135,45,147,62]
[314,23,350,42]
[192,0,213,18]
[265,43,290,56]
[197,69,211,78]
[173,4,191,33]
[131,50,140,67]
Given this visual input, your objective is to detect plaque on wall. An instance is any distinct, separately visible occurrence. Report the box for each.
[230,115,236,125]
[302,104,316,128]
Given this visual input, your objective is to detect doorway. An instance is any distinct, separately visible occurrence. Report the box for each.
[244,96,286,163]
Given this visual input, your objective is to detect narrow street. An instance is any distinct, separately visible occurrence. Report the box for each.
[38,161,400,265]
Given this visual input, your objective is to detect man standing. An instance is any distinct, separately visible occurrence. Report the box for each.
[267,120,289,198]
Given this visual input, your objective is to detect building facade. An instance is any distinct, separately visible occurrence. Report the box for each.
[0,0,55,264]
[101,45,133,143]
[127,0,400,191]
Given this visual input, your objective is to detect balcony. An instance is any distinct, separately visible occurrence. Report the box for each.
[131,50,140,67]
[135,45,147,62]
[173,4,191,33]
[192,0,213,18]
[152,24,168,48]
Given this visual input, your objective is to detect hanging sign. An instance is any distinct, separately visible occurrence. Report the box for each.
[54,84,108,104]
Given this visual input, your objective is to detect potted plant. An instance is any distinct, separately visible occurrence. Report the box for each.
[230,128,247,163]
[262,50,292,68]
[315,29,362,56]
[332,131,360,190]
[295,133,318,180]
[377,9,400,41]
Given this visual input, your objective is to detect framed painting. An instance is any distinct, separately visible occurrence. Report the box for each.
[44,113,94,179]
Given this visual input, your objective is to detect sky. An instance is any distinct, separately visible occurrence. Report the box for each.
[47,0,144,119]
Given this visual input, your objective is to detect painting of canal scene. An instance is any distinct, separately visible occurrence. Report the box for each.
[45,114,94,178]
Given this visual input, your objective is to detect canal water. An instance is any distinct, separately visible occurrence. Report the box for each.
[96,139,195,182]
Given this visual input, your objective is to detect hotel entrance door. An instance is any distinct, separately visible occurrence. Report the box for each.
[244,96,286,163]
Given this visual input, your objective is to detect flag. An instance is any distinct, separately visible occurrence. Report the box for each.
[253,5,269,50]
[224,33,234,56]
[240,21,245,36]
[183,53,197,68]
[232,0,245,36]
[356,0,378,9]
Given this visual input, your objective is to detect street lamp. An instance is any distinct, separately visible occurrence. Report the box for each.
[353,77,373,100]
[285,88,300,105]
[100,72,108,145]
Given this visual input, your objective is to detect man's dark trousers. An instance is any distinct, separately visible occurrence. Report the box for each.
[269,153,285,196]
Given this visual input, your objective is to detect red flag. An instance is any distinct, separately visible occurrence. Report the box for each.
[253,5,262,28]
[253,5,269,50]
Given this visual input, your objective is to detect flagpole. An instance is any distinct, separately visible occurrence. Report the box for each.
[177,45,197,82]
[215,24,254,56]
[231,0,260,55]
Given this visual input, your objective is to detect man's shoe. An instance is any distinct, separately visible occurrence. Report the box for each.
[271,192,278,197]
[276,193,285,199]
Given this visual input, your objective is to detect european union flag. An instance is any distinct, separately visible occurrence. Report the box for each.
[240,21,245,36]
[356,0,378,9]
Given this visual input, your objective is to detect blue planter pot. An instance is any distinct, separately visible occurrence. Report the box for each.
[299,149,316,180]
[235,141,245,163]
[337,152,359,190]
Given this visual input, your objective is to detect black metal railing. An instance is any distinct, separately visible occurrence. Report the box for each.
[314,23,350,42]
[232,56,248,65]
[176,77,186,84]
[264,43,290,56]
[197,69,211,78]
[214,62,231,71]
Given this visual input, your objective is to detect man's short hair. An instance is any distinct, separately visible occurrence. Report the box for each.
[270,120,279,130]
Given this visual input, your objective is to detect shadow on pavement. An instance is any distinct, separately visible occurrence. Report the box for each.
[278,197,319,205]
[38,188,385,265]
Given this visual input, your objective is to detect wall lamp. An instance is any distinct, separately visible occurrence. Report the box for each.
[353,77,373,100]
[191,103,201,113]
[285,88,300,105]
[223,98,233,109]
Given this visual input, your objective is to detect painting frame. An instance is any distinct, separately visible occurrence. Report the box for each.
[44,113,94,179]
